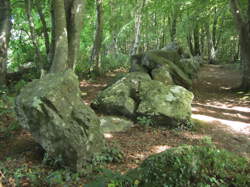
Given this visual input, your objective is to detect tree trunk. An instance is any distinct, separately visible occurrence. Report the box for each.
[49,0,68,73]
[130,0,145,55]
[25,0,43,74]
[89,0,104,76]
[50,0,84,73]
[65,0,84,70]
[35,0,50,55]
[230,0,250,90]
[0,0,11,88]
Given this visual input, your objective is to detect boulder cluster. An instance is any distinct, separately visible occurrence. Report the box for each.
[92,43,201,127]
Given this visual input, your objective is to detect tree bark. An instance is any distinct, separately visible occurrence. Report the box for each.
[65,0,84,70]
[89,0,104,75]
[25,0,44,74]
[230,0,250,90]
[50,0,84,73]
[0,0,11,88]
[130,0,146,55]
[50,0,68,73]
[35,0,50,55]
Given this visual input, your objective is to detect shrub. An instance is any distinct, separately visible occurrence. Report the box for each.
[88,144,250,187]
[127,145,250,187]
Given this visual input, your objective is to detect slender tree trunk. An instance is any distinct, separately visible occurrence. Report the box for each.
[35,0,50,55]
[25,0,44,74]
[130,0,145,55]
[187,33,194,56]
[0,0,11,88]
[193,24,200,56]
[89,0,104,76]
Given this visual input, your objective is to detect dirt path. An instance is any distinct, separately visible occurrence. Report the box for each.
[192,64,250,158]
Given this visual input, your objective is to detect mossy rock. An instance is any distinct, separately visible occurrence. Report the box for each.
[137,81,193,126]
[127,145,250,186]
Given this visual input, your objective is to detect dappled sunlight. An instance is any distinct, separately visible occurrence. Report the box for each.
[103,133,113,139]
[182,132,205,140]
[80,80,107,88]
[192,114,250,135]
[151,145,171,153]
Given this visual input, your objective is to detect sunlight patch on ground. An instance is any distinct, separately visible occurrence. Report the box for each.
[194,102,250,113]
[104,133,113,138]
[182,132,204,140]
[192,114,250,135]
[151,145,171,154]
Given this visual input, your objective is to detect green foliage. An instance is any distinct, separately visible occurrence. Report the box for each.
[86,169,137,187]
[88,143,250,187]
[174,119,195,131]
[127,144,250,186]
[0,161,81,186]
[12,79,28,93]
[91,145,124,168]
[42,153,64,169]
[0,90,19,138]
[136,116,153,126]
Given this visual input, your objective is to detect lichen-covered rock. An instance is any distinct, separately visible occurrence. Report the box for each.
[91,72,151,118]
[151,65,173,86]
[178,58,200,79]
[100,116,134,133]
[92,73,193,127]
[141,52,192,88]
[15,70,104,171]
[137,81,194,126]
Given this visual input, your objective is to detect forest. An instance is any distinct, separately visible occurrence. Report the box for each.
[0,0,250,186]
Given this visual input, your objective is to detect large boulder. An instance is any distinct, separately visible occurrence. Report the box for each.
[137,81,193,126]
[15,70,104,171]
[92,73,193,127]
[142,52,192,89]
[91,72,151,118]
[178,57,200,79]
[151,65,174,86]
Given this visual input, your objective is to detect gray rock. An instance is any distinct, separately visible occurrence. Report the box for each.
[15,70,104,171]
[100,116,134,133]
[141,51,192,89]
[151,65,174,86]
[91,72,151,118]
[178,58,200,79]
[137,80,194,126]
[92,74,193,128]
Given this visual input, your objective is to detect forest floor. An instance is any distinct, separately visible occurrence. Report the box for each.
[79,64,250,173]
[0,64,249,185]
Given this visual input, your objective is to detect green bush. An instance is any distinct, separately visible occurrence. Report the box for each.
[127,145,250,187]
[88,144,250,187]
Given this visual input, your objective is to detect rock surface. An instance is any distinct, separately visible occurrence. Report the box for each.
[92,72,193,127]
[100,116,134,133]
[15,70,104,171]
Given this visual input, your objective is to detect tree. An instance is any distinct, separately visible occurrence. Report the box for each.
[0,0,11,87]
[130,0,146,55]
[89,0,104,76]
[49,0,84,73]
[230,0,250,90]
